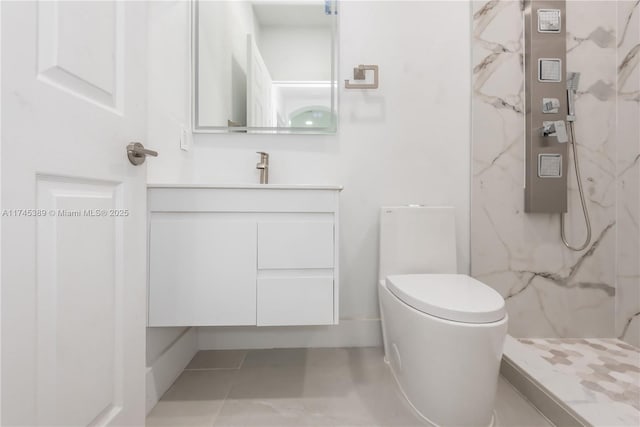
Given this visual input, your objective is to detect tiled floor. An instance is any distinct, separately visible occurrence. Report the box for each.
[146,347,552,427]
[520,338,639,412]
[504,337,640,426]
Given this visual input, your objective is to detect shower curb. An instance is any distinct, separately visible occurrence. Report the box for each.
[500,356,589,427]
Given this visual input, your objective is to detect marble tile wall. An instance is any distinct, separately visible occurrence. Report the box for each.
[472,1,639,343]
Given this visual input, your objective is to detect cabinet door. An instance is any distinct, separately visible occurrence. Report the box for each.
[148,215,257,326]
[258,221,334,269]
[257,277,334,326]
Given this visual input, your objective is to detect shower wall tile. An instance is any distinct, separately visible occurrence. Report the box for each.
[471,0,618,338]
[616,0,640,347]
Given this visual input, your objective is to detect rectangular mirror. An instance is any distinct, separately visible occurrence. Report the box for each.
[192,0,338,134]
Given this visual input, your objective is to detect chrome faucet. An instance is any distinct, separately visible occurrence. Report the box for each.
[540,122,557,137]
[256,152,269,184]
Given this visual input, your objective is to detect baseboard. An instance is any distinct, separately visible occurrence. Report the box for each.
[197,318,383,350]
[145,327,198,415]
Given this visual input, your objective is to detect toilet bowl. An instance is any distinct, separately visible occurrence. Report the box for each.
[378,207,508,427]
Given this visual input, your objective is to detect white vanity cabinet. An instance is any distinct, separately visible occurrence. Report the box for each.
[147,184,341,327]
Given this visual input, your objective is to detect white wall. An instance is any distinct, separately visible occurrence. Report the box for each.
[259,26,332,81]
[147,0,471,347]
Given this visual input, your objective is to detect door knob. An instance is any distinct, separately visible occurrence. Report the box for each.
[127,142,158,165]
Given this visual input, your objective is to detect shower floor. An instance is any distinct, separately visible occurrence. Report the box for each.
[502,335,640,426]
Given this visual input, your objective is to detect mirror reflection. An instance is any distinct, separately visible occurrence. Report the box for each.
[193,0,337,133]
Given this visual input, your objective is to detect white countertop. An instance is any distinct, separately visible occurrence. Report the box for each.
[147,183,343,191]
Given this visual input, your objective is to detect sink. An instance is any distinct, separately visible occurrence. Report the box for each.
[147,183,343,191]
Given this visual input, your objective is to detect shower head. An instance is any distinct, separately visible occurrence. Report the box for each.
[567,72,581,92]
[566,72,581,120]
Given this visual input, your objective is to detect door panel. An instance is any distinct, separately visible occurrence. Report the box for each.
[1,1,147,425]
[37,1,122,110]
[36,177,124,426]
[246,34,273,127]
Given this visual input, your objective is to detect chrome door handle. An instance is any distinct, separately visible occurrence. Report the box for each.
[127,142,158,165]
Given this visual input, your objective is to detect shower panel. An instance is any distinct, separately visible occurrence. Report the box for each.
[524,0,592,250]
[524,0,568,213]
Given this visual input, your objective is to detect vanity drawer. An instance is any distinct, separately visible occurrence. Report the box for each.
[257,277,334,326]
[257,221,334,269]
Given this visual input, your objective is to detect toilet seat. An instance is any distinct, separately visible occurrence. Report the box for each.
[385,274,506,324]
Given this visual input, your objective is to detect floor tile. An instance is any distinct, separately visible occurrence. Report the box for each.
[215,387,422,427]
[241,347,337,369]
[504,337,640,426]
[213,396,412,427]
[146,401,220,427]
[148,347,555,427]
[218,347,423,426]
[162,370,236,401]
[494,377,553,427]
[146,370,236,427]
[186,350,247,370]
[228,347,384,400]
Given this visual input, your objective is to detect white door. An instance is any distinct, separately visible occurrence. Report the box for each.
[1,1,148,425]
[246,34,274,127]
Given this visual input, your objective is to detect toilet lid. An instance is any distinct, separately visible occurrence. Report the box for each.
[386,274,506,324]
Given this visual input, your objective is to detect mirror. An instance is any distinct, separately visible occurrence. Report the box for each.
[192,0,338,134]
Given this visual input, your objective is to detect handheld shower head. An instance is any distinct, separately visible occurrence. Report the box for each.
[566,71,581,120]
[567,72,581,92]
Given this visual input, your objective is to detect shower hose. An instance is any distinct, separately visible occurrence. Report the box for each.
[560,121,592,251]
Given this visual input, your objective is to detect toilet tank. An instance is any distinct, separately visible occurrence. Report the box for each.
[379,206,457,281]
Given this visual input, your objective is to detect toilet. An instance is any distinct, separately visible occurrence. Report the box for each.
[378,206,508,427]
